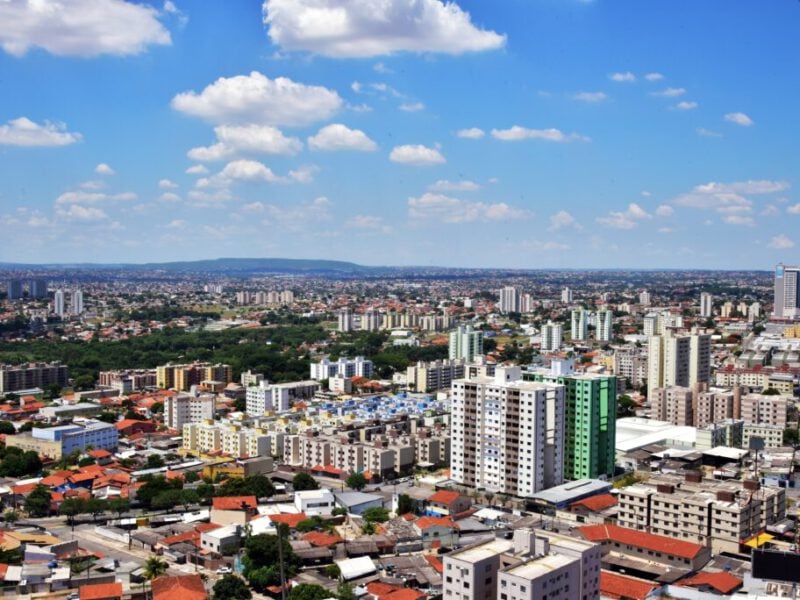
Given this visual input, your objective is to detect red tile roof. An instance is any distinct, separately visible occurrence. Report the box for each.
[383,590,425,600]
[269,513,307,528]
[570,493,618,512]
[678,571,743,594]
[80,581,123,600]
[427,490,461,505]
[151,574,208,600]
[212,495,257,510]
[424,554,444,574]
[414,516,458,531]
[600,571,660,600]
[88,449,112,459]
[578,524,705,560]
[302,531,342,547]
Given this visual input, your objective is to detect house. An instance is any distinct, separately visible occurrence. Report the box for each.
[413,516,459,547]
[210,495,258,526]
[425,490,471,517]
[558,493,618,525]
[294,489,335,516]
[677,571,743,595]
[600,571,661,600]
[79,581,123,600]
[151,573,208,600]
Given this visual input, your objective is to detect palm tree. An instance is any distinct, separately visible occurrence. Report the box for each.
[143,555,168,597]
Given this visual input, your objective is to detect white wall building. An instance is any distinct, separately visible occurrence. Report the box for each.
[310,356,374,381]
[165,393,215,431]
[540,321,563,352]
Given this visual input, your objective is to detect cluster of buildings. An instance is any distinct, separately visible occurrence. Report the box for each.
[235,289,295,305]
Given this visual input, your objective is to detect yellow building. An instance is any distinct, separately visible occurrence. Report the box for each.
[157,362,232,391]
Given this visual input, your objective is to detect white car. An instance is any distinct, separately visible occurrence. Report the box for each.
[216,566,232,575]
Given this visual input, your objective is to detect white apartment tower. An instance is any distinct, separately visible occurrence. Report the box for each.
[53,289,65,317]
[596,309,612,342]
[337,307,353,332]
[570,309,588,341]
[639,290,652,305]
[561,287,573,303]
[499,286,521,314]
[449,325,484,362]
[540,321,563,352]
[72,289,84,316]
[450,366,565,496]
[165,393,216,431]
[362,308,381,332]
[647,331,710,400]
[700,292,713,318]
[774,264,800,318]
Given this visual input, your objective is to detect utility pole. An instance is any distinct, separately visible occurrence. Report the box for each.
[277,524,287,600]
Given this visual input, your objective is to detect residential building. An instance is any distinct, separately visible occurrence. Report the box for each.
[499,286,520,314]
[773,264,800,318]
[700,292,713,318]
[406,358,496,393]
[29,278,48,299]
[571,309,588,341]
[639,291,651,305]
[310,356,373,380]
[540,321,563,352]
[53,289,65,317]
[743,424,785,449]
[749,302,762,322]
[561,287,573,303]
[183,420,275,458]
[164,393,215,431]
[240,370,264,387]
[72,289,84,316]
[740,393,788,427]
[246,380,319,414]
[7,279,23,300]
[526,372,617,480]
[650,386,693,426]
[449,325,483,362]
[294,489,335,516]
[647,331,710,400]
[450,367,565,496]
[596,309,612,342]
[0,362,68,394]
[338,307,354,332]
[613,347,648,388]
[98,369,157,393]
[156,362,232,391]
[362,308,381,332]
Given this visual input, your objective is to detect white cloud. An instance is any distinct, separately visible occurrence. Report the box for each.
[172,71,342,127]
[186,189,234,206]
[80,180,106,190]
[723,215,754,226]
[165,219,187,230]
[55,190,136,205]
[408,192,528,223]
[724,112,754,127]
[0,117,82,147]
[188,124,303,161]
[457,127,485,139]
[674,101,698,111]
[548,210,580,231]
[308,123,378,152]
[202,159,282,186]
[56,204,108,221]
[787,204,800,215]
[428,180,480,192]
[694,180,789,195]
[696,127,722,138]
[655,204,674,217]
[159,192,181,203]
[761,204,779,216]
[95,163,115,175]
[769,234,795,249]
[373,62,392,74]
[347,214,392,233]
[651,87,685,97]
[287,164,318,183]
[609,71,636,83]
[645,72,664,81]
[491,126,589,142]
[262,0,506,58]
[390,144,446,166]
[158,179,178,190]
[572,91,607,103]
[0,0,170,57]
[185,164,209,175]
[596,203,651,229]
[400,102,425,112]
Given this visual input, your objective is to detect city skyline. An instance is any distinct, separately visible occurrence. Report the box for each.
[1,1,798,269]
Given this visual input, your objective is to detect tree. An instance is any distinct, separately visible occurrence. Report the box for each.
[323,564,341,579]
[85,497,107,522]
[763,387,781,396]
[24,484,51,517]
[146,454,165,469]
[3,510,19,525]
[783,427,799,446]
[108,497,130,517]
[345,472,367,491]
[337,581,357,600]
[152,489,183,511]
[245,474,275,499]
[60,497,87,531]
[397,494,417,516]
[213,574,252,600]
[184,471,200,483]
[0,421,15,435]
[362,506,389,523]
[244,530,299,587]
[292,472,319,491]
[143,555,168,593]
[288,584,330,600]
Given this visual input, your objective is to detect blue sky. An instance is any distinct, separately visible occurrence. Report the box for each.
[0,0,798,268]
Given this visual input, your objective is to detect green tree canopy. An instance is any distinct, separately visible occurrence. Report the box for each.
[213,574,252,600]
[292,472,319,491]
[345,472,367,491]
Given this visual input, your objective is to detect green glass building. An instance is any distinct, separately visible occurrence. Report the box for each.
[525,372,617,479]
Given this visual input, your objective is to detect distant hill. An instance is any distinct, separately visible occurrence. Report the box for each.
[0,257,376,274]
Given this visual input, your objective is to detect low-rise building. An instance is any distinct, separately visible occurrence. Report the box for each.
[294,489,335,516]
[6,419,118,459]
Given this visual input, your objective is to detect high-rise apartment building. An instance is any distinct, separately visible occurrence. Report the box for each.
[570,309,588,341]
[651,386,694,425]
[6,280,23,300]
[596,309,612,342]
[72,289,84,316]
[29,278,48,299]
[498,286,520,314]
[647,332,710,400]
[561,287,573,303]
[449,325,483,362]
[164,393,216,431]
[53,289,65,317]
[361,308,381,332]
[450,367,565,496]
[310,356,373,380]
[540,321,563,352]
[527,372,617,480]
[700,292,713,318]
[639,290,651,305]
[774,264,800,318]
[0,362,69,394]
[156,362,232,391]
[337,308,353,332]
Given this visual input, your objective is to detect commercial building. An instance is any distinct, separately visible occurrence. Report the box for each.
[0,362,69,394]
[773,264,800,318]
[156,362,232,391]
[449,325,483,362]
[526,372,617,480]
[6,419,118,459]
[164,393,216,431]
[450,367,565,496]
[40,402,103,420]
[310,357,373,381]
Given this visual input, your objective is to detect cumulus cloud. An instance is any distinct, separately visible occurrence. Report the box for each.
[0,0,171,57]
[390,144,445,166]
[408,192,529,223]
[490,126,589,142]
[188,124,303,161]
[572,91,607,102]
[548,210,580,231]
[308,124,378,152]
[645,72,664,81]
[347,214,392,233]
[769,234,795,249]
[428,180,480,192]
[0,117,82,147]
[724,112,754,127]
[456,127,485,139]
[55,190,136,205]
[669,179,789,221]
[56,204,108,221]
[596,203,651,229]
[262,0,506,58]
[165,219,187,230]
[159,192,181,203]
[609,71,636,83]
[651,87,685,97]
[696,127,722,138]
[199,159,317,188]
[172,71,342,127]
[674,101,698,110]
[787,204,800,215]
[158,179,178,189]
[185,164,209,175]
[723,214,754,226]
[257,197,333,230]
[95,163,115,175]
[655,204,674,217]
[399,102,425,112]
